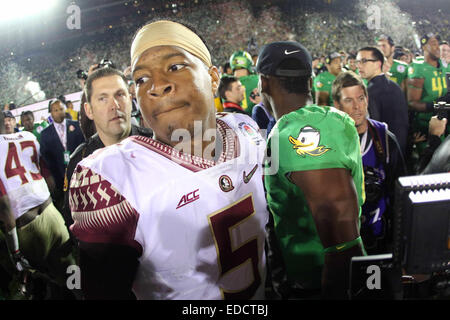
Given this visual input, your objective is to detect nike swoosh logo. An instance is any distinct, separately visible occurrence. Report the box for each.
[243,164,258,184]
[285,49,300,55]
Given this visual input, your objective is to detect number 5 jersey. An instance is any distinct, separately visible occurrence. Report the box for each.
[69,113,269,300]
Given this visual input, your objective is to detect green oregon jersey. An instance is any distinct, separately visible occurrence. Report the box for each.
[238,74,259,116]
[26,121,48,143]
[408,59,448,132]
[388,60,409,87]
[313,71,336,106]
[264,105,365,289]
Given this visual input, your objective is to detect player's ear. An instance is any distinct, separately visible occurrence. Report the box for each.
[333,100,340,110]
[209,66,220,94]
[259,74,270,95]
[84,102,94,120]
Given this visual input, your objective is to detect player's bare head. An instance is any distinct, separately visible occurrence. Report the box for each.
[421,33,441,60]
[84,67,129,104]
[48,99,65,124]
[331,71,368,130]
[376,35,395,58]
[20,110,34,131]
[84,68,132,145]
[332,71,368,105]
[130,19,219,146]
[256,41,312,112]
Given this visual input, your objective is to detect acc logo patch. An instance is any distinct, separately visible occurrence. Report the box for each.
[289,126,331,157]
[219,175,234,192]
[238,122,263,145]
[316,81,323,88]
[408,67,414,75]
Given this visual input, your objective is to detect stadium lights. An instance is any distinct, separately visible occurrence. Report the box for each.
[0,0,57,22]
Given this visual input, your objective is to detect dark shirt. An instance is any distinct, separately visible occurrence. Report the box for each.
[251,103,276,137]
[62,125,153,230]
[367,74,409,156]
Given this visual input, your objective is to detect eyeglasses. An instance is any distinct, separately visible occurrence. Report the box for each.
[355,58,378,65]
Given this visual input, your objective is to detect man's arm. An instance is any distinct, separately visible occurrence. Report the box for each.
[69,166,142,299]
[0,195,31,271]
[289,168,364,299]
[419,116,448,173]
[0,194,15,233]
[407,78,429,112]
[79,241,139,300]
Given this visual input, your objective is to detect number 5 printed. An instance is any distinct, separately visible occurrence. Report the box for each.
[208,193,261,299]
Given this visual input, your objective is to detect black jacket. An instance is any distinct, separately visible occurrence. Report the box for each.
[367,74,409,156]
[62,125,152,230]
[421,134,450,174]
[40,120,85,191]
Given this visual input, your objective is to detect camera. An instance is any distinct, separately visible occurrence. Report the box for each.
[98,59,116,69]
[363,166,384,203]
[250,91,260,99]
[76,69,88,80]
[76,59,116,81]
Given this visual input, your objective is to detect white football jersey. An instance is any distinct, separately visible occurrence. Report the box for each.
[69,113,269,300]
[0,131,50,220]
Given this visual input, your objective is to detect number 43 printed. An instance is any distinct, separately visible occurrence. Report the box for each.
[4,141,42,184]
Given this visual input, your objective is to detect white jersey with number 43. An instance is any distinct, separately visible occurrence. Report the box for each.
[69,113,269,300]
[0,131,50,220]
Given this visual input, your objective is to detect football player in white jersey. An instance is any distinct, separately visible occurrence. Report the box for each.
[69,19,269,299]
[0,111,76,297]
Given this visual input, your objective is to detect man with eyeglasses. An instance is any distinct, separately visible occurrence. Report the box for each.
[356,47,409,156]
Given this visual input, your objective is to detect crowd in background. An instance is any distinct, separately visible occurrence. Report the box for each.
[0,0,449,301]
[0,0,449,107]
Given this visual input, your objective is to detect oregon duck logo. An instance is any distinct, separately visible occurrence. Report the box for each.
[289,126,331,157]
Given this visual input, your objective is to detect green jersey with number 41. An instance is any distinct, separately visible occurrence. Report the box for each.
[408,59,448,132]
[264,105,365,290]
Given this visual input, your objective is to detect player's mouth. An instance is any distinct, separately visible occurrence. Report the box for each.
[110,114,125,122]
[154,103,189,118]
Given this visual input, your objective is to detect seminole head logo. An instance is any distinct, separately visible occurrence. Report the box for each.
[289,126,331,157]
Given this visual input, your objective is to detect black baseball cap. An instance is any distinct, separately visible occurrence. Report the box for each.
[393,50,406,60]
[256,41,312,77]
[3,111,14,119]
[421,33,441,46]
[376,34,394,46]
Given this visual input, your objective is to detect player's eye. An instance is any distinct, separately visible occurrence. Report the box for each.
[135,76,149,86]
[169,64,186,72]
